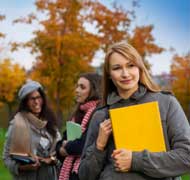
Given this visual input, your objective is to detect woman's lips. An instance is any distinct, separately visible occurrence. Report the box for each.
[120,79,131,84]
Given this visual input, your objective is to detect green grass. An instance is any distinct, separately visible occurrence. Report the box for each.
[0,128,12,180]
[182,174,190,180]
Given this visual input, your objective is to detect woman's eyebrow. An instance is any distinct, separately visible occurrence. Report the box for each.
[110,64,120,67]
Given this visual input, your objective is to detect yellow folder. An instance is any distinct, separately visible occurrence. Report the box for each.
[109,101,166,152]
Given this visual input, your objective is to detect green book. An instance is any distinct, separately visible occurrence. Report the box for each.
[66,121,82,141]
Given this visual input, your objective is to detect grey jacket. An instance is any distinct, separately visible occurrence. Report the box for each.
[79,85,190,180]
[3,113,61,180]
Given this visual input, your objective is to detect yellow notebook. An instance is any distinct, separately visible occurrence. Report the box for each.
[109,101,166,152]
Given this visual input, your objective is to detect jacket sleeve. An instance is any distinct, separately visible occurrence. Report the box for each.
[131,95,190,177]
[56,131,67,162]
[64,131,87,155]
[56,126,89,161]
[78,110,108,180]
[2,120,20,175]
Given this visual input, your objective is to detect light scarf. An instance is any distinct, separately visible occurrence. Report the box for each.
[59,100,99,180]
[9,112,47,155]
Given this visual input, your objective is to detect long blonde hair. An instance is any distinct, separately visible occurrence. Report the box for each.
[102,41,160,105]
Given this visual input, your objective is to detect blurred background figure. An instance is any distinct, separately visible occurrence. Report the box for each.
[57,72,102,180]
[3,80,61,180]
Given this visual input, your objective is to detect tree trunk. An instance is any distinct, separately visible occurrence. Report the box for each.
[7,103,13,121]
[56,80,63,130]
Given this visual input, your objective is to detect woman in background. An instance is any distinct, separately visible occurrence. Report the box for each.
[56,72,102,180]
[3,80,61,180]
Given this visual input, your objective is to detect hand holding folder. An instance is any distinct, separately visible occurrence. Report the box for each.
[109,101,166,152]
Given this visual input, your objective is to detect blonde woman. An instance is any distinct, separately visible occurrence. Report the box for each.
[79,42,190,180]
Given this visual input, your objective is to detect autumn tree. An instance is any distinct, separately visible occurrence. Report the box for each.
[0,14,5,39]
[84,0,132,51]
[84,1,164,70]
[0,14,5,52]
[13,0,101,125]
[170,53,190,120]
[12,0,164,126]
[13,0,136,122]
[0,59,26,118]
[129,25,164,69]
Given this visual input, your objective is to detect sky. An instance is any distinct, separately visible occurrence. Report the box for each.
[0,0,190,75]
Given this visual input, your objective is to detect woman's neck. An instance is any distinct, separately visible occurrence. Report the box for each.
[33,112,40,119]
[118,85,138,99]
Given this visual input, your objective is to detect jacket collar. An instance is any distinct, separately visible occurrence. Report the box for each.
[107,84,147,106]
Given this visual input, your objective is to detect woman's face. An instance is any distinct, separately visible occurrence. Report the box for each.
[27,90,43,116]
[75,77,91,103]
[109,52,140,98]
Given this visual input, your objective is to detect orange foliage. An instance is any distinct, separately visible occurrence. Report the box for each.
[0,14,5,21]
[84,2,164,70]
[28,0,99,117]
[129,25,164,69]
[170,53,190,117]
[12,0,164,122]
[84,0,131,51]
[0,59,26,107]
[0,14,5,41]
